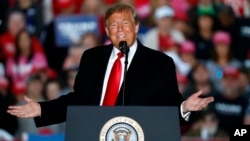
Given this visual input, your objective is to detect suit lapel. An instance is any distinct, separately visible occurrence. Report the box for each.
[116,41,147,105]
[91,45,113,104]
[127,41,146,72]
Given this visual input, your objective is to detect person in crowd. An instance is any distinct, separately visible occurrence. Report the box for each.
[0,10,44,62]
[173,11,192,39]
[79,32,101,49]
[12,0,44,37]
[52,0,80,16]
[184,109,228,140]
[163,38,189,76]
[189,7,216,60]
[176,72,189,94]
[168,0,190,39]
[41,0,76,75]
[80,0,107,38]
[170,0,190,21]
[62,45,87,72]
[148,0,171,27]
[62,31,100,73]
[187,0,217,30]
[238,67,250,98]
[216,4,237,46]
[7,3,213,130]
[5,29,48,101]
[60,67,78,95]
[210,66,248,133]
[179,40,198,76]
[143,5,185,52]
[220,0,248,17]
[43,79,62,101]
[41,0,104,76]
[206,31,242,92]
[182,62,219,127]
[165,40,196,77]
[80,0,107,15]
[183,62,218,99]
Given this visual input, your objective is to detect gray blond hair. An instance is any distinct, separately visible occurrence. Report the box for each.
[104,3,139,27]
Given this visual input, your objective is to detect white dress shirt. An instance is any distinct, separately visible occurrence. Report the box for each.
[99,41,190,121]
[100,41,138,105]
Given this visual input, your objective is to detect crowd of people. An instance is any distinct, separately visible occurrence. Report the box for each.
[0,0,250,140]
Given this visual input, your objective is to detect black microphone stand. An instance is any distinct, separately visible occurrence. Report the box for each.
[119,41,130,106]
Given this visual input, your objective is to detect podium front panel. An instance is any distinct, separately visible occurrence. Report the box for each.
[65,106,181,141]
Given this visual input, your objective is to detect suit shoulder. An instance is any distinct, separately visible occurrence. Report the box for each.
[142,46,174,62]
[85,44,111,53]
[83,44,112,56]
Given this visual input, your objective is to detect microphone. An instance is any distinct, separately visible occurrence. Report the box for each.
[119,41,130,55]
[119,41,129,106]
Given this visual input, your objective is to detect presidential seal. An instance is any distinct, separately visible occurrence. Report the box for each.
[100,116,144,141]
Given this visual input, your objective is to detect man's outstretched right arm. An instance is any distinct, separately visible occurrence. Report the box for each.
[7,91,76,127]
[7,95,41,118]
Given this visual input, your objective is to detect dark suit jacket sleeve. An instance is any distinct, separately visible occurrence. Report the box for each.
[34,93,74,127]
[156,52,188,125]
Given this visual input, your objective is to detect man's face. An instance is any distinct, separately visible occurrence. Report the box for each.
[105,11,139,48]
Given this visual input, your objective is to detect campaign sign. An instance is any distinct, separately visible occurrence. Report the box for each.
[54,15,99,47]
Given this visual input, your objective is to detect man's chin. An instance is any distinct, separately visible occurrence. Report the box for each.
[112,40,127,47]
[117,38,127,42]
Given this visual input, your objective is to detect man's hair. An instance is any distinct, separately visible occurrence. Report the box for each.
[104,3,139,27]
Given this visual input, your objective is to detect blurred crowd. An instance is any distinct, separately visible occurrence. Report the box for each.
[0,0,249,140]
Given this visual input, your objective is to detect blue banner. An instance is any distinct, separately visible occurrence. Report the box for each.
[54,15,99,47]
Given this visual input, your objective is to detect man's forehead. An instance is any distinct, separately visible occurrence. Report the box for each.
[107,12,134,22]
[109,11,133,17]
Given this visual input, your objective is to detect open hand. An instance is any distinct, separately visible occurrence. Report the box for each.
[7,95,41,118]
[182,90,214,113]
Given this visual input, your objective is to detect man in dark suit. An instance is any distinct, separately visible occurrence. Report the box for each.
[7,3,214,127]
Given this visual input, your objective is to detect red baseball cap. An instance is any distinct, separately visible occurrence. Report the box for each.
[222,66,239,78]
[174,11,189,22]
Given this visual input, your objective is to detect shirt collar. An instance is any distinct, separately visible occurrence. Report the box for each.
[112,40,137,62]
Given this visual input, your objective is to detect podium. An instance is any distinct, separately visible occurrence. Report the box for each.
[65,106,181,141]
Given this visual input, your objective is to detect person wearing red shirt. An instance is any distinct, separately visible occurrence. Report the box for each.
[0,10,44,62]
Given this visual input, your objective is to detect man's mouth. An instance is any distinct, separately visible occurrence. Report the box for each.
[117,34,126,38]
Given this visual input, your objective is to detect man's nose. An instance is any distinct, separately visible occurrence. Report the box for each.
[118,23,123,31]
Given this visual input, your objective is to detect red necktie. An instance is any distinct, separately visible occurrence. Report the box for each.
[102,52,124,106]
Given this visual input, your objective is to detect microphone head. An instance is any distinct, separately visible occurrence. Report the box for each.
[119,41,129,54]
